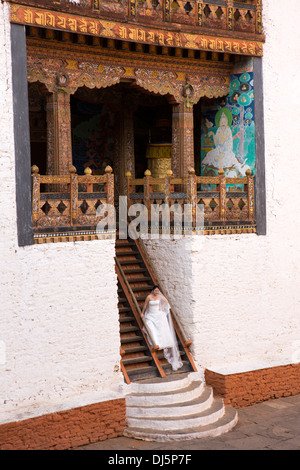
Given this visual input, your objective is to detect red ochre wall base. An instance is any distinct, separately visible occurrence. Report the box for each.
[2,364,299,449]
[0,398,126,450]
[205,363,300,408]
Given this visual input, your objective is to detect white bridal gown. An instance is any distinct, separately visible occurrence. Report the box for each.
[144,299,183,371]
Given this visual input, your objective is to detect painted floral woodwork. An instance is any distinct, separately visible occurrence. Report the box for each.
[8,1,264,39]
[26,36,231,102]
[9,1,264,56]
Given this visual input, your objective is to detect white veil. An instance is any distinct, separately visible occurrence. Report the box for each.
[144,294,183,371]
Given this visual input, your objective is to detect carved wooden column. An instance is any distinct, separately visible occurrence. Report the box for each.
[46,91,72,175]
[171,102,194,177]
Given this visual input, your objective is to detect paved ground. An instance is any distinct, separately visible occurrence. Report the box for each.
[75,394,300,451]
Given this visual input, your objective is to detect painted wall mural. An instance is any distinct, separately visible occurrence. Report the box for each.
[200,60,255,182]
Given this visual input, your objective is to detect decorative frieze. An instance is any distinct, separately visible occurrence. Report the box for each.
[8,1,264,39]
[27,37,231,102]
[10,3,264,56]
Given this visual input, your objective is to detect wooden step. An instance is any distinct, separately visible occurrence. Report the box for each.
[120,325,140,334]
[123,345,147,354]
[127,276,152,283]
[115,241,136,248]
[131,286,153,292]
[119,315,136,323]
[122,356,153,366]
[127,366,159,381]
[123,268,147,274]
[118,306,131,313]
[162,360,192,375]
[119,259,143,265]
[116,250,140,257]
[121,335,144,344]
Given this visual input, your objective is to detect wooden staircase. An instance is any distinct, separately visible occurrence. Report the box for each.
[115,236,197,383]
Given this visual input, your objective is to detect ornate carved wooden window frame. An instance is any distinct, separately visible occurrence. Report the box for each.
[10,20,266,246]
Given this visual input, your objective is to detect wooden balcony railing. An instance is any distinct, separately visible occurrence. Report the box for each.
[31,165,114,232]
[130,0,261,35]
[31,164,255,237]
[89,0,263,36]
[126,168,256,233]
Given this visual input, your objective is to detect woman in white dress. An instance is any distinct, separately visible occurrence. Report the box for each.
[141,286,183,371]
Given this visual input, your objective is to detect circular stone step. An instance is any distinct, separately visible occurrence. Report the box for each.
[127,371,202,394]
[126,386,214,419]
[124,407,238,442]
[123,371,238,442]
[126,397,225,432]
[126,380,204,407]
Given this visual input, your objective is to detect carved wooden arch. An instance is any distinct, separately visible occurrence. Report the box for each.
[26,41,231,102]
[134,68,230,104]
[27,60,125,95]
[27,64,230,105]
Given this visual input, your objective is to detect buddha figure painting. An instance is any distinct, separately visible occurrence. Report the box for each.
[202,107,250,177]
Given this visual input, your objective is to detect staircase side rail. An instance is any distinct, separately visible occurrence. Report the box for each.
[115,257,158,350]
[115,257,166,379]
[135,237,198,373]
[119,349,131,385]
[135,236,191,348]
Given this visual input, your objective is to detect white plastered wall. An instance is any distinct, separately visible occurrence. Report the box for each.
[143,0,300,374]
[0,2,122,425]
[0,0,300,426]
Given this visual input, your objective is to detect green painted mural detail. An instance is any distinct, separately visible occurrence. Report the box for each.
[201,68,255,179]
